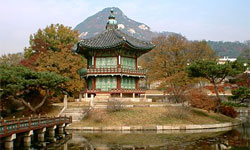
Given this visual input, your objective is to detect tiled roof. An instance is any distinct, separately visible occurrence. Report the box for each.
[78,28,155,50]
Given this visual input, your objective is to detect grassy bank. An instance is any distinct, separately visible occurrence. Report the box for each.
[72,106,236,127]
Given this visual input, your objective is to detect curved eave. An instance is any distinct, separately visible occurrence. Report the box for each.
[78,40,155,51]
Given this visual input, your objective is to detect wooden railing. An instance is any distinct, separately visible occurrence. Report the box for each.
[86,67,146,76]
[109,88,146,94]
[0,116,72,138]
[86,88,146,94]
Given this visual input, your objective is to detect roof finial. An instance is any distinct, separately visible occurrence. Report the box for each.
[106,8,118,30]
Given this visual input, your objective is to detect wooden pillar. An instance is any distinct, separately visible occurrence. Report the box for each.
[117,77,121,90]
[92,56,94,68]
[93,78,96,89]
[136,58,138,69]
[136,78,139,89]
[94,56,96,68]
[91,78,95,90]
[117,55,119,68]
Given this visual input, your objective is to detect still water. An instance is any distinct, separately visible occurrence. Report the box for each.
[50,119,249,150]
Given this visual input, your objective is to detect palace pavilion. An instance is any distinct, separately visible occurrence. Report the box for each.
[76,9,155,100]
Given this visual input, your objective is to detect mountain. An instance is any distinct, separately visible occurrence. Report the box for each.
[206,41,248,58]
[74,7,175,41]
[74,7,248,58]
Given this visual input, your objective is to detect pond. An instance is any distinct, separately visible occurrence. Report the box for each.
[12,114,249,150]
[54,119,249,150]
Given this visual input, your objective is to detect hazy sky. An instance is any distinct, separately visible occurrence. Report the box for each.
[0,0,249,55]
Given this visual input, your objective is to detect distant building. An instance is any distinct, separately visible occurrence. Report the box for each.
[218,56,237,64]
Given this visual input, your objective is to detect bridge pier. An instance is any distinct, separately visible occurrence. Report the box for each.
[58,123,66,138]
[23,130,33,147]
[33,128,46,147]
[37,128,46,143]
[4,134,16,150]
[47,125,57,142]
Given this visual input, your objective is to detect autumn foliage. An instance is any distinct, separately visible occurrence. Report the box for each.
[219,106,238,118]
[187,89,218,112]
[139,35,216,103]
[21,24,85,98]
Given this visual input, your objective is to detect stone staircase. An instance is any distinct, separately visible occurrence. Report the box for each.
[62,107,89,122]
[94,94,110,102]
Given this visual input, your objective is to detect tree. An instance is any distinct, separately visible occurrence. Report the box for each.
[237,47,250,65]
[0,65,67,113]
[0,52,24,66]
[231,87,250,103]
[186,60,246,104]
[139,35,216,103]
[21,24,86,97]
[230,73,250,103]
[188,40,216,62]
[36,48,86,97]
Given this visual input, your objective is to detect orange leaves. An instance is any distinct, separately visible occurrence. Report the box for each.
[21,24,85,97]
[187,89,218,112]
[36,48,86,96]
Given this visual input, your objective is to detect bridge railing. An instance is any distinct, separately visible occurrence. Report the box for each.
[0,116,72,138]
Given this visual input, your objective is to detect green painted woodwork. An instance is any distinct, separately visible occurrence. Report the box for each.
[96,77,117,91]
[88,79,92,89]
[121,57,136,69]
[88,57,92,67]
[96,57,117,68]
[121,77,135,89]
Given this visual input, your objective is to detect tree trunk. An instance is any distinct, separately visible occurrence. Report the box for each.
[20,99,36,112]
[212,82,221,104]
[34,89,48,110]
[21,89,49,113]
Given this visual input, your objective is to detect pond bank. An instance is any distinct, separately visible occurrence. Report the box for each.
[66,107,241,131]
[66,121,241,131]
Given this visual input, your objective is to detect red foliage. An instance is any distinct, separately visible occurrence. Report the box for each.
[20,53,40,70]
[204,85,226,94]
[219,106,238,118]
[187,89,218,111]
[235,73,250,88]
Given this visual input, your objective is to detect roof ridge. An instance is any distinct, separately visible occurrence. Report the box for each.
[80,29,110,42]
[79,28,155,50]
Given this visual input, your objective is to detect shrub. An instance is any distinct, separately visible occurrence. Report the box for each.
[219,106,238,118]
[107,99,124,112]
[165,106,190,119]
[187,89,218,112]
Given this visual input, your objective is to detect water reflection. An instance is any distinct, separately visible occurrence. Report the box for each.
[59,123,249,150]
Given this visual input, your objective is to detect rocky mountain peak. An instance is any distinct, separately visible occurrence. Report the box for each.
[74,7,156,41]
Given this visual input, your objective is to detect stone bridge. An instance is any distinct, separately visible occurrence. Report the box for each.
[0,116,72,149]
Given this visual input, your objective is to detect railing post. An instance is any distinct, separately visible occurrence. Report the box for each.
[17,118,20,129]
[29,117,31,128]
[4,120,7,134]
